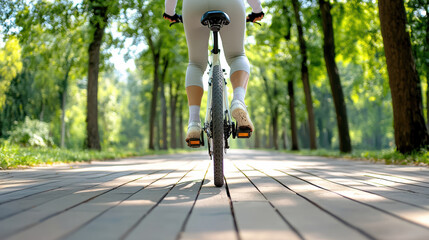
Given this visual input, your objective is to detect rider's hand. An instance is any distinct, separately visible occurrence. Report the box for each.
[163,13,182,23]
[247,11,264,22]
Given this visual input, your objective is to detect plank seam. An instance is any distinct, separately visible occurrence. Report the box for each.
[119,164,198,240]
[59,168,178,240]
[224,175,242,240]
[277,169,429,231]
[176,162,210,240]
[292,168,429,211]
[2,171,148,239]
[248,165,376,240]
[234,163,305,240]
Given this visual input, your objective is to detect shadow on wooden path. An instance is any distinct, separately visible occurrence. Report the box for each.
[0,150,429,240]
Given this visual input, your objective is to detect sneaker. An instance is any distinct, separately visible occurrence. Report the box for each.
[231,99,254,132]
[186,122,201,142]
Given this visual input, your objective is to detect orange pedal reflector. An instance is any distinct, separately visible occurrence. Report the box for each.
[238,132,249,137]
[187,138,201,148]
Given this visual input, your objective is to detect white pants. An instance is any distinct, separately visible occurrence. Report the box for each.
[183,0,250,88]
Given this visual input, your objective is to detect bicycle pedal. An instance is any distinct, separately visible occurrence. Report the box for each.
[187,138,202,148]
[237,127,252,138]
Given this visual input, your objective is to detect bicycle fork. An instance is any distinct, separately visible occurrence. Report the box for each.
[204,31,235,158]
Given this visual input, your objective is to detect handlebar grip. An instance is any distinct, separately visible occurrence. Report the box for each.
[246,11,264,25]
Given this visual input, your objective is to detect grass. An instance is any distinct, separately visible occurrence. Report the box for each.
[2,140,428,169]
[283,148,429,166]
[0,141,190,169]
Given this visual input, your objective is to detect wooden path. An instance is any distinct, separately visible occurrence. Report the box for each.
[1,150,429,240]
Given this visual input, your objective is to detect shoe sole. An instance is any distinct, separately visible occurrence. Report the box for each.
[232,108,254,132]
[186,128,201,148]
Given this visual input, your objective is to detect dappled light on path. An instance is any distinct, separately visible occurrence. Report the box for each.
[1,150,429,240]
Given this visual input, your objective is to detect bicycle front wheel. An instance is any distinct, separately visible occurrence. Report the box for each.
[212,65,224,187]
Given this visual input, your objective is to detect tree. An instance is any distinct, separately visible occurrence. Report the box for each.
[378,0,429,153]
[123,0,185,150]
[85,0,112,150]
[319,0,352,153]
[291,0,317,150]
[0,37,22,110]
[287,77,299,150]
[406,0,429,128]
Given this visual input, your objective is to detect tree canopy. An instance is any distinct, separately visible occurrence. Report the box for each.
[0,0,427,154]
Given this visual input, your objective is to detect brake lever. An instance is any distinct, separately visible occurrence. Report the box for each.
[246,19,262,26]
[169,21,181,27]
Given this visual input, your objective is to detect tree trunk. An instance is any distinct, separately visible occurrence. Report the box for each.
[147,35,161,150]
[160,59,169,150]
[288,79,299,150]
[254,129,260,148]
[425,16,429,129]
[319,0,352,153]
[282,129,287,149]
[170,81,177,149]
[60,55,73,148]
[378,0,429,153]
[272,106,279,150]
[261,70,279,149]
[375,103,382,149]
[39,100,45,121]
[86,1,108,150]
[178,97,184,148]
[292,0,317,150]
[60,82,67,148]
[149,62,159,150]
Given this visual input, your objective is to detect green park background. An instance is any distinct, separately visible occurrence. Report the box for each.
[0,0,428,168]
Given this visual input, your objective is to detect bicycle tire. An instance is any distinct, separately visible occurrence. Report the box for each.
[212,65,224,187]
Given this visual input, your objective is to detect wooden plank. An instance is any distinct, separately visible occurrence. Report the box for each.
[234,162,368,240]
[0,159,187,204]
[0,180,39,190]
[298,166,429,196]
[291,168,429,210]
[222,160,302,240]
[364,171,429,187]
[223,160,266,202]
[0,171,140,220]
[233,201,301,240]
[0,170,157,239]
[249,163,429,240]
[0,181,56,196]
[179,164,238,240]
[68,161,198,240]
[123,161,210,240]
[5,161,196,240]
[284,168,429,228]
[0,171,134,205]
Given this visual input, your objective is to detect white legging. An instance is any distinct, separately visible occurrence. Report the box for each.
[182,0,250,88]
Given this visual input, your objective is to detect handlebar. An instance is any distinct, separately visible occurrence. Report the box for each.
[164,12,263,27]
[246,18,261,26]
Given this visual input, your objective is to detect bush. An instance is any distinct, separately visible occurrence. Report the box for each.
[8,117,55,147]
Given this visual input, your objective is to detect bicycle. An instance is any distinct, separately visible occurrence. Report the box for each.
[167,10,259,187]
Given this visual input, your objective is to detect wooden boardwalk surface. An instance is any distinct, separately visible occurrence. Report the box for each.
[1,150,429,240]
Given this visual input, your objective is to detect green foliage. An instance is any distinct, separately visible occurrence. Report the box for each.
[7,117,54,147]
[0,0,426,156]
[0,140,190,169]
[284,149,429,166]
[0,37,22,110]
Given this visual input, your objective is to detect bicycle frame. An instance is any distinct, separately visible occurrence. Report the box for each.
[203,31,233,158]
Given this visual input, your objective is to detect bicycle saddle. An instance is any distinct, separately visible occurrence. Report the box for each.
[201,11,230,31]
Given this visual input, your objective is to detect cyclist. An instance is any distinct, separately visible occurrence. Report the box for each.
[163,0,264,145]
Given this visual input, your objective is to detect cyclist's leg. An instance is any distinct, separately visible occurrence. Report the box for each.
[183,0,210,142]
[213,0,254,132]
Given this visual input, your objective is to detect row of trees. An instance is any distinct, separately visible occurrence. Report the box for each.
[0,0,428,154]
